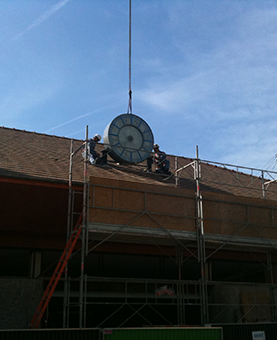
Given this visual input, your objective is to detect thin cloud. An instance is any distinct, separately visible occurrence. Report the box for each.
[0,84,60,121]
[138,15,277,121]
[136,6,277,170]
[13,0,70,41]
[44,102,121,134]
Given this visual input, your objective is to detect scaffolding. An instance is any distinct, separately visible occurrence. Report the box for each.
[58,126,277,328]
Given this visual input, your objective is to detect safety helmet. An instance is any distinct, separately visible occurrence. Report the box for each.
[94,134,102,141]
[153,143,159,149]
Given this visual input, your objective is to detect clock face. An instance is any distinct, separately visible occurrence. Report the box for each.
[104,114,154,164]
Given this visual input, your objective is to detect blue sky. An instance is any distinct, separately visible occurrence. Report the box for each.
[1,0,277,170]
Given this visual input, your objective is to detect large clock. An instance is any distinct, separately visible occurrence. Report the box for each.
[103,113,154,164]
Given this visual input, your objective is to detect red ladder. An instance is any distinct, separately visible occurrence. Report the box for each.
[29,217,83,329]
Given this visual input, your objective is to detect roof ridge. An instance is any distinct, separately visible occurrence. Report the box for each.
[0,126,83,142]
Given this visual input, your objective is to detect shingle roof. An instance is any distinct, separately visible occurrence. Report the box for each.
[1,126,277,201]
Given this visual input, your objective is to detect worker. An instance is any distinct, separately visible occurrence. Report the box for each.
[153,143,170,174]
[145,143,170,174]
[83,134,108,165]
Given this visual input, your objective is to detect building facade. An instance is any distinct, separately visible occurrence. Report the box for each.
[1,127,277,329]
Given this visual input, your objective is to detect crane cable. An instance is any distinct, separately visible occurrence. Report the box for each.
[127,0,132,114]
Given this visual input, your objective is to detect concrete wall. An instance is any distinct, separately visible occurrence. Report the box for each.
[0,278,43,329]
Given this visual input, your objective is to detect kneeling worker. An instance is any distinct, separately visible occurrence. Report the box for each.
[83,134,108,165]
[146,143,170,174]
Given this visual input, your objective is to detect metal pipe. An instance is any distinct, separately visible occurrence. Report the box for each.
[262,170,266,199]
[63,139,74,328]
[175,156,178,186]
[195,146,208,325]
[79,125,88,328]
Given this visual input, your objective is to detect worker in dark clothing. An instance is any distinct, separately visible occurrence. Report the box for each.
[145,143,170,174]
[83,134,108,165]
[153,143,170,174]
